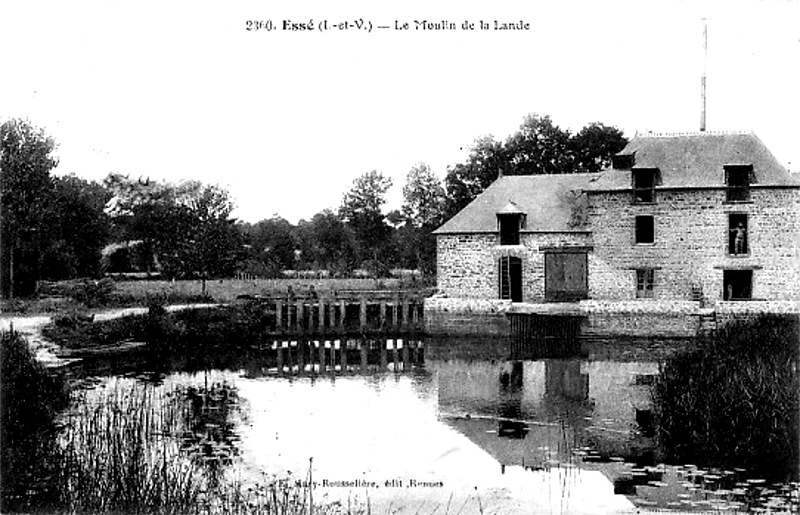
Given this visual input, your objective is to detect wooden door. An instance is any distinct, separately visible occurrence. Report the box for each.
[545,252,588,302]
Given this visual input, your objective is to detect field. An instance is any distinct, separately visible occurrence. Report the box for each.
[115,277,431,302]
[1,277,434,315]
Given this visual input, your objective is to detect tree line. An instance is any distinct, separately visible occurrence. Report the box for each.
[0,115,626,298]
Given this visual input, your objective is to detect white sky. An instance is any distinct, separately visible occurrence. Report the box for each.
[1,0,798,223]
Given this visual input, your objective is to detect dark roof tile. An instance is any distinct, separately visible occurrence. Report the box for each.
[434,174,597,234]
[588,132,798,190]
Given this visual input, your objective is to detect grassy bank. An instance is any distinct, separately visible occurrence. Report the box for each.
[0,330,70,512]
[42,302,270,351]
[651,314,800,482]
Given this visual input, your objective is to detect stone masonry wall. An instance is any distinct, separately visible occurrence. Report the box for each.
[424,296,512,336]
[587,188,800,303]
[436,232,592,302]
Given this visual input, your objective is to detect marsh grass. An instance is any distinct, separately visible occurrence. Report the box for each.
[54,380,359,514]
[51,378,495,515]
[56,383,204,513]
[1,330,357,514]
[651,314,800,481]
[0,330,70,512]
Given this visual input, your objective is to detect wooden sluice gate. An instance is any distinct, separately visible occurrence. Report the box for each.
[242,290,425,337]
[246,338,425,376]
[507,313,586,359]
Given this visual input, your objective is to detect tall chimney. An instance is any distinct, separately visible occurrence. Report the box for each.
[700,18,708,132]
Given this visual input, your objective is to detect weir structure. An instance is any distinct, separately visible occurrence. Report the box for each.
[240,289,426,336]
[507,312,585,359]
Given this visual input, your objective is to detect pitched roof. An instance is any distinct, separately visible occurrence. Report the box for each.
[497,200,526,215]
[434,173,597,234]
[587,132,799,191]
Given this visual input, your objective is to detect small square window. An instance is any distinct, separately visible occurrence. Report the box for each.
[723,270,752,300]
[725,166,751,202]
[728,214,748,255]
[636,269,655,298]
[635,216,654,244]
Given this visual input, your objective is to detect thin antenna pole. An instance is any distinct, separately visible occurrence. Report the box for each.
[700,18,708,132]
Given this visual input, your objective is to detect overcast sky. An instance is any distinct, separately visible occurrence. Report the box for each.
[2,0,798,223]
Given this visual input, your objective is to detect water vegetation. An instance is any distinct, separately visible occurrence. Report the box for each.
[52,379,359,514]
[651,314,800,482]
[0,330,362,513]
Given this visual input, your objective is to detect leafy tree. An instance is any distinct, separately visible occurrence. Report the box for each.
[398,163,446,273]
[0,119,58,298]
[401,162,446,228]
[442,114,628,220]
[176,181,241,291]
[443,136,504,219]
[104,175,240,283]
[504,114,572,175]
[104,173,179,274]
[241,216,297,276]
[339,170,393,222]
[570,122,628,174]
[40,175,112,280]
[339,170,393,265]
[295,210,357,274]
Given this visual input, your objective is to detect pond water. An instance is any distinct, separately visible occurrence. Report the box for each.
[64,336,798,514]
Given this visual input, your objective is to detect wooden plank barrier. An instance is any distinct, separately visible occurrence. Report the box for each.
[248,291,425,337]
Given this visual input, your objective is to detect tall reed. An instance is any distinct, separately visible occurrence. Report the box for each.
[54,379,354,514]
[651,314,799,481]
[56,382,205,513]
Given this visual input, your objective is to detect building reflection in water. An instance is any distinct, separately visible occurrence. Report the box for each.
[430,344,659,476]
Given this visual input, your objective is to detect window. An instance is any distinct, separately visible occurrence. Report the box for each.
[728,214,748,255]
[725,166,751,202]
[635,216,654,244]
[632,169,657,203]
[612,154,635,170]
[723,270,752,300]
[498,214,522,245]
[636,269,655,298]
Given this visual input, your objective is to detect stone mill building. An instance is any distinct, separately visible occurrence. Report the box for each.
[428,132,800,336]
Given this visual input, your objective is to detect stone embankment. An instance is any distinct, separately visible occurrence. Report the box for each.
[424,296,800,338]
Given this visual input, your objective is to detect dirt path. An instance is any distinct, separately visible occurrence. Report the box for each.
[0,304,218,367]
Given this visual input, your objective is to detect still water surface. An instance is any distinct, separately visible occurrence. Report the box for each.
[70,337,798,514]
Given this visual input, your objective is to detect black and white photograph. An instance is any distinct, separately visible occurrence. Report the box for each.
[1,0,798,513]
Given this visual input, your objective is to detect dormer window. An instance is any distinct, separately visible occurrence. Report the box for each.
[725,165,752,202]
[632,169,658,203]
[613,153,635,170]
[497,201,526,245]
[498,214,523,245]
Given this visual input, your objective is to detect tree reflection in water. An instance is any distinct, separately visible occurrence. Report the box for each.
[174,376,245,488]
